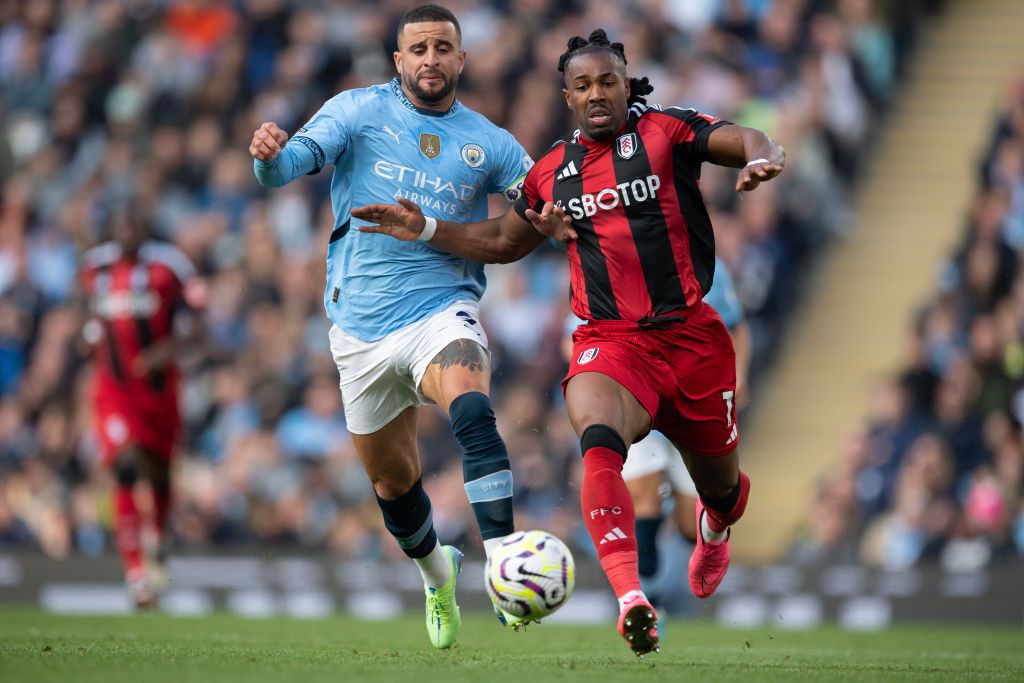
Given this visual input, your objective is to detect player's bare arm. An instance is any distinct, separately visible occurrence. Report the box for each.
[249,122,289,161]
[731,319,753,409]
[352,198,573,263]
[706,124,786,192]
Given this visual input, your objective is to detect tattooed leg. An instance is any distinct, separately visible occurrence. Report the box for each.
[431,339,489,374]
[420,338,515,554]
[419,339,490,410]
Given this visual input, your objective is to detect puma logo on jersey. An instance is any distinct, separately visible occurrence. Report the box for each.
[382,126,401,144]
[565,174,661,219]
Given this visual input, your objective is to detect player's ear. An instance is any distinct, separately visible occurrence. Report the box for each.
[393,50,402,74]
[563,88,572,109]
[458,50,466,74]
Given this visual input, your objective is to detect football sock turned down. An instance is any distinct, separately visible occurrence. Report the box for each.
[375,478,449,588]
[699,470,751,536]
[450,392,514,555]
[579,424,642,600]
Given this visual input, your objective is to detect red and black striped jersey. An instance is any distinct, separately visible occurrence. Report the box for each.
[80,241,197,394]
[514,103,729,323]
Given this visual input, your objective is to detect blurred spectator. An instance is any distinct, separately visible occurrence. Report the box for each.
[805,69,1024,569]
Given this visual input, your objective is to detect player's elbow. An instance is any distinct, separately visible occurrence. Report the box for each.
[253,160,288,188]
[254,173,286,189]
[494,242,531,264]
[494,251,520,265]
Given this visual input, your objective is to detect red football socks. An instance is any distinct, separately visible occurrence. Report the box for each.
[581,446,641,598]
[113,485,143,575]
[703,471,751,534]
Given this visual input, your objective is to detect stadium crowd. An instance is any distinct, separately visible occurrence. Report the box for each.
[793,71,1024,570]
[0,0,951,567]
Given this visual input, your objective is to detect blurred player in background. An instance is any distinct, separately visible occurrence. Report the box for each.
[352,29,784,655]
[250,5,535,648]
[80,200,204,608]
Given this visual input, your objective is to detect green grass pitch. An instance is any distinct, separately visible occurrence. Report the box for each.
[1,609,1021,682]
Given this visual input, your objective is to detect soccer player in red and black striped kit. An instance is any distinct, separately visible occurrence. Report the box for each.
[352,29,784,655]
[80,202,205,607]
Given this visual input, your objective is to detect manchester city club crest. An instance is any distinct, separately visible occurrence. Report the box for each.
[616,133,637,159]
[419,133,441,159]
[577,347,600,365]
[461,143,485,168]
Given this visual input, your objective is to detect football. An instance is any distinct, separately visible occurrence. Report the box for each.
[485,530,575,619]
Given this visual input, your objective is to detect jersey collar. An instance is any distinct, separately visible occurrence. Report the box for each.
[572,121,631,148]
[389,77,461,117]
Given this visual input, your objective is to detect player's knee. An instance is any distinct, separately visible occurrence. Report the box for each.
[449,392,501,450]
[371,476,418,501]
[114,453,139,486]
[450,390,494,428]
[580,424,627,460]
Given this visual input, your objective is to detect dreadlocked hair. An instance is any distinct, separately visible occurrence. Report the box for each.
[557,29,625,72]
[627,76,654,107]
[557,29,655,108]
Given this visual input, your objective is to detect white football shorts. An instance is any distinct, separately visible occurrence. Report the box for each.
[622,430,698,497]
[329,300,488,434]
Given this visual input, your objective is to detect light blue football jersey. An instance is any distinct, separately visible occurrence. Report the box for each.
[703,257,744,330]
[254,78,532,341]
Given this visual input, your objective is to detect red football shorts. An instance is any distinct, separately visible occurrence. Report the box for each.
[563,301,739,457]
[94,383,181,464]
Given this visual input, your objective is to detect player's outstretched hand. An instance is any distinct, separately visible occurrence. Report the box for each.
[352,197,426,241]
[249,122,289,161]
[525,201,576,242]
[735,159,784,192]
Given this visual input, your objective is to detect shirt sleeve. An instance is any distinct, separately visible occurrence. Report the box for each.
[650,106,731,165]
[512,162,544,222]
[253,91,357,187]
[488,129,535,203]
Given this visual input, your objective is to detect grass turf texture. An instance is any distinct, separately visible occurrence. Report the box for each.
[1,609,1021,682]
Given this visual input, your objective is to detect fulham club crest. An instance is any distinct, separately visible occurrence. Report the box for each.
[616,133,637,159]
[577,347,600,365]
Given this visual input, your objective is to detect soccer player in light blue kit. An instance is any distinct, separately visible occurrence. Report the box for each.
[249,5,543,649]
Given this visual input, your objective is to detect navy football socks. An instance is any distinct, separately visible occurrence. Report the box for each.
[450,391,514,542]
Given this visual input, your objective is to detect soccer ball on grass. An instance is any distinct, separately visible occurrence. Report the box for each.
[485,530,575,619]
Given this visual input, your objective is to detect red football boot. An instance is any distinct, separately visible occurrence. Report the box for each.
[688,501,731,599]
[616,593,659,656]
